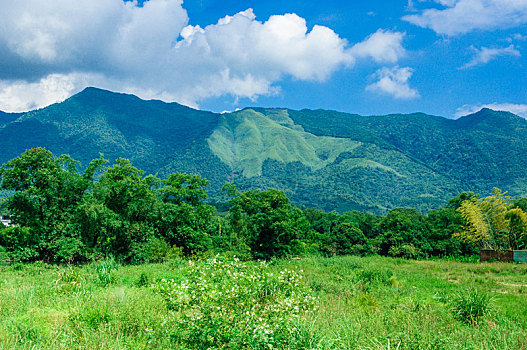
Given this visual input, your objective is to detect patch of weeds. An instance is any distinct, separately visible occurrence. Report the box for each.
[92,258,119,287]
[358,266,394,286]
[356,293,379,310]
[450,287,492,325]
[136,272,149,287]
[153,256,319,349]
[336,256,365,270]
[53,265,84,293]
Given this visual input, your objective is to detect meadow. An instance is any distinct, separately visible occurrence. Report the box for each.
[1,255,526,349]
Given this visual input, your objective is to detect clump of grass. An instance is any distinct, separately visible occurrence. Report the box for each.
[92,258,119,287]
[136,272,149,287]
[450,287,492,325]
[357,265,394,285]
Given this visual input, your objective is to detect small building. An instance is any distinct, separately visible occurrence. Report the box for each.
[513,250,527,263]
[480,249,527,263]
[0,215,12,227]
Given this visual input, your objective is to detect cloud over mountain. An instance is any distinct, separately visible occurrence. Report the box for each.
[0,0,409,112]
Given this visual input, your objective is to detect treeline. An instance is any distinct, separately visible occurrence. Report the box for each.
[0,148,526,263]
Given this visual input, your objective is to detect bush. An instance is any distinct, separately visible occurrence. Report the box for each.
[450,287,492,325]
[51,236,85,263]
[0,227,39,262]
[136,272,149,287]
[388,244,422,259]
[153,256,319,349]
[129,237,169,264]
[0,245,7,262]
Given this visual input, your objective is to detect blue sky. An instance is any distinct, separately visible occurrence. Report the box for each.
[0,0,526,118]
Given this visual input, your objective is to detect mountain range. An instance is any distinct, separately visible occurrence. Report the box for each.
[1,87,526,214]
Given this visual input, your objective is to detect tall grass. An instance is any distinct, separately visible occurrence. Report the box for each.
[0,256,526,349]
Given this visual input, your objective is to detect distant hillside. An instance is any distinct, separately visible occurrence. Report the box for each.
[0,111,23,127]
[1,88,526,213]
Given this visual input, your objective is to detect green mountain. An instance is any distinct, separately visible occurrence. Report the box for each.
[0,111,23,127]
[1,88,526,213]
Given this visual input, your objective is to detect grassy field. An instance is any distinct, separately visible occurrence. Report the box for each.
[1,255,526,349]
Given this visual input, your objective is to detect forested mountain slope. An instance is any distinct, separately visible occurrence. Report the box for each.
[1,88,525,213]
[0,111,23,127]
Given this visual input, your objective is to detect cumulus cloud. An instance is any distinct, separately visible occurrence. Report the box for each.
[0,73,96,112]
[349,29,406,63]
[366,66,420,99]
[455,103,527,118]
[0,0,371,112]
[461,45,521,69]
[0,0,412,112]
[403,0,527,36]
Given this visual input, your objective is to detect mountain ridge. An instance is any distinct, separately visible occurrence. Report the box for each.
[1,87,525,214]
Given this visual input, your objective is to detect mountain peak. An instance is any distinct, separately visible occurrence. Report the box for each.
[456,107,524,126]
[73,86,139,100]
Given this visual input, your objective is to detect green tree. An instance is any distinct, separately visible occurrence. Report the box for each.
[228,189,308,259]
[454,188,527,250]
[378,208,431,257]
[0,148,90,261]
[425,206,477,256]
[155,173,215,255]
[79,158,160,259]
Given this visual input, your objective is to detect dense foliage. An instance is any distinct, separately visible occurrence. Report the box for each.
[0,149,217,262]
[4,148,525,263]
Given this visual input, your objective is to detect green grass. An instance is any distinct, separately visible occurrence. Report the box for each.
[1,256,526,349]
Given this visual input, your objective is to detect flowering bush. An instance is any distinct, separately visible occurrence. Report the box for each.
[153,256,318,349]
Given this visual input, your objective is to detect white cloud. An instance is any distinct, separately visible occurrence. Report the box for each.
[0,1,364,112]
[461,45,521,69]
[366,66,420,99]
[0,73,98,112]
[434,0,457,6]
[349,29,406,63]
[455,103,527,118]
[403,0,527,36]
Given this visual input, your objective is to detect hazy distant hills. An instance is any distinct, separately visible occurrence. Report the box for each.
[1,87,526,213]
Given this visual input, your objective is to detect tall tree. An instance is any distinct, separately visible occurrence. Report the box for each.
[0,148,92,260]
[228,189,308,259]
[454,188,527,250]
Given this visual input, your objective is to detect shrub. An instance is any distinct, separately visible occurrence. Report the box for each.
[164,245,184,260]
[129,237,169,264]
[0,245,8,262]
[450,287,492,325]
[0,227,39,262]
[388,244,422,259]
[136,272,149,287]
[153,256,318,349]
